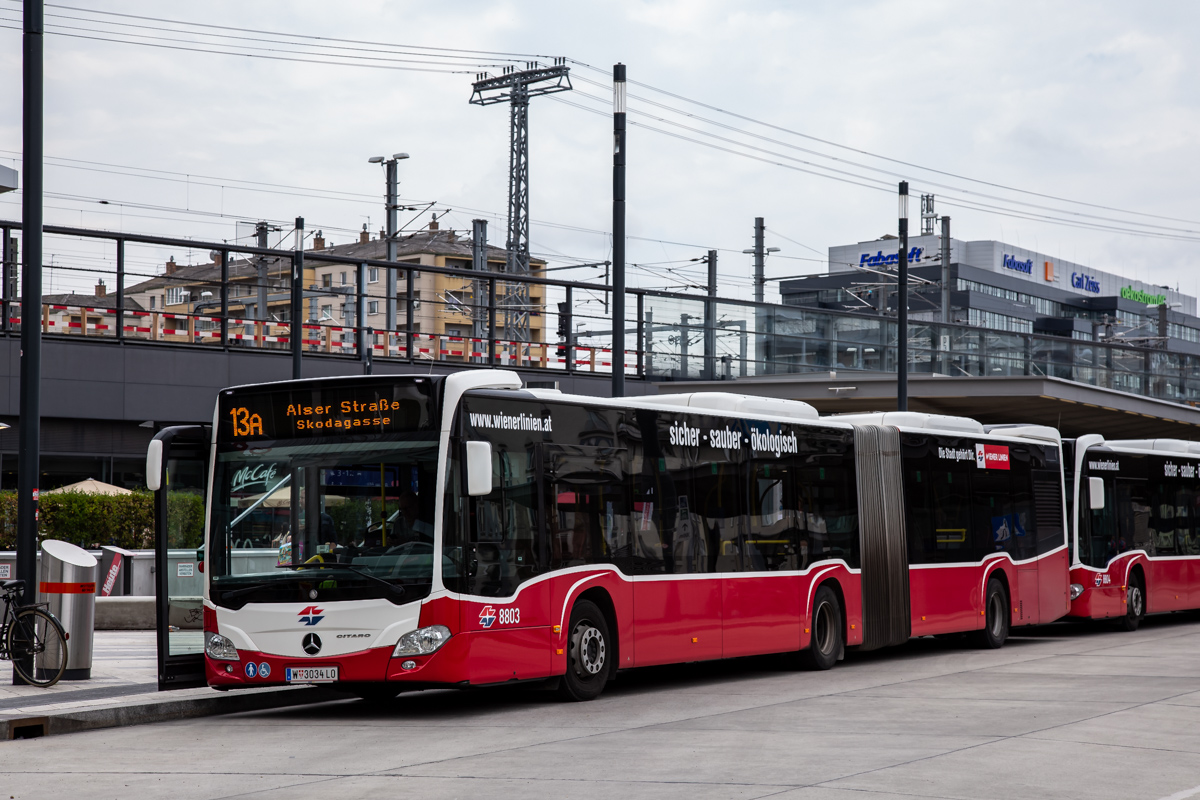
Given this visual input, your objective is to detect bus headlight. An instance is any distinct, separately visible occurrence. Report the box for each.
[393,625,451,657]
[204,632,240,661]
[1069,583,1084,600]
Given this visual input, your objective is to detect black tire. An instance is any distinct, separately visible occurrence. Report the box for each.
[972,577,1009,649]
[7,608,68,687]
[558,599,612,702]
[800,585,843,670]
[1120,573,1145,632]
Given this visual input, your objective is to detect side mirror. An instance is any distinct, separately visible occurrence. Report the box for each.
[1088,476,1105,511]
[146,439,164,492]
[466,441,493,496]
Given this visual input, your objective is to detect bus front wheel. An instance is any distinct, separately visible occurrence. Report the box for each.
[558,599,612,702]
[1119,573,1145,632]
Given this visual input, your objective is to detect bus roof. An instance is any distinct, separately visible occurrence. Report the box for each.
[1100,438,1200,455]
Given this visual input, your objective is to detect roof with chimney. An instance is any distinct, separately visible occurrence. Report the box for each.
[125,225,540,294]
[41,293,146,311]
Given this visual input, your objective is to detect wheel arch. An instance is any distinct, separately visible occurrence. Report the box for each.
[814,576,848,650]
[986,564,1012,617]
[577,586,619,671]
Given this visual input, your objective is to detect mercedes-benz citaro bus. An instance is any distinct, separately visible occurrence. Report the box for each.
[1066,436,1200,631]
[158,370,1071,701]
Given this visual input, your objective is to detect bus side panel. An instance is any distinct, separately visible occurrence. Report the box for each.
[909,564,983,636]
[1038,548,1071,623]
[1015,561,1040,625]
[458,581,552,684]
[418,595,460,631]
[547,570,634,675]
[722,574,800,658]
[464,628,552,684]
[1068,562,1125,619]
[841,570,864,647]
[633,577,722,666]
[1147,558,1192,613]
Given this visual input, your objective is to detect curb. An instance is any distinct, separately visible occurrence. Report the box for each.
[2,685,346,740]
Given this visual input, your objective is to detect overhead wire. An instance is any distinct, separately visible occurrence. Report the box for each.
[568,60,1200,229]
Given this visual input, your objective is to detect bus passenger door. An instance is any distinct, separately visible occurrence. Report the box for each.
[629,456,723,666]
[147,425,210,691]
[459,443,551,684]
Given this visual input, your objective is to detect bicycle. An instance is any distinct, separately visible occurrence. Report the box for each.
[1,579,69,687]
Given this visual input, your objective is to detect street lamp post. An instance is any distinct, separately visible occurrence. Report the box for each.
[897,181,909,412]
[612,63,626,398]
[369,153,409,351]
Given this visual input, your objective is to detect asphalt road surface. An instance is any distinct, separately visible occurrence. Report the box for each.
[7,615,1200,800]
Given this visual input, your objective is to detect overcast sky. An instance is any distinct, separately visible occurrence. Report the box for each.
[1,0,1199,303]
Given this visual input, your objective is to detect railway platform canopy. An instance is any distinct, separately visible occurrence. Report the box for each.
[658,372,1200,440]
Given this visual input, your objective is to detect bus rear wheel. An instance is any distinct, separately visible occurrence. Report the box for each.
[1120,573,1145,632]
[558,599,612,702]
[972,577,1009,649]
[800,585,843,670]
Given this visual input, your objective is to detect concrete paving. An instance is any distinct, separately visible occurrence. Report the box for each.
[6,616,1200,800]
[0,631,333,738]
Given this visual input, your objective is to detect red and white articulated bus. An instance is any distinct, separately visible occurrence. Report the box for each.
[156,370,1071,701]
[1066,436,1200,630]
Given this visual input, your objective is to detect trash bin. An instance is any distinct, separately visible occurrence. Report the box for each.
[98,545,136,597]
[39,539,98,680]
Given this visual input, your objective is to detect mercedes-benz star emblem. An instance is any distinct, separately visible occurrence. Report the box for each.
[302,633,322,655]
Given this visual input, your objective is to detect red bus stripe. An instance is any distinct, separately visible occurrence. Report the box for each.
[40,581,96,594]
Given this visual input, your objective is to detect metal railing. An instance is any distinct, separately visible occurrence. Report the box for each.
[4,220,1200,405]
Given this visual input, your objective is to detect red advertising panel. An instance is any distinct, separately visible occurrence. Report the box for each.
[976,443,1010,470]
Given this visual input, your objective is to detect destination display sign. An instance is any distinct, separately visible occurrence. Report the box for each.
[219,379,437,442]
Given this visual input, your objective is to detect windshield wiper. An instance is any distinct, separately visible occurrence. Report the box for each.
[216,581,278,602]
[276,562,406,600]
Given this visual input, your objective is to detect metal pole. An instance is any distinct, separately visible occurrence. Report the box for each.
[1,226,9,335]
[611,63,626,398]
[115,239,125,341]
[219,248,229,350]
[291,216,304,379]
[255,222,269,323]
[636,291,644,378]
[487,276,497,366]
[471,218,487,360]
[405,267,414,362]
[705,249,717,380]
[16,0,43,683]
[753,217,765,304]
[940,215,950,324]
[357,262,368,365]
[564,286,574,375]
[385,158,398,334]
[898,181,909,412]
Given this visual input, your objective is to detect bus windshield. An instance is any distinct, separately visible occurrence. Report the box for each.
[209,436,444,607]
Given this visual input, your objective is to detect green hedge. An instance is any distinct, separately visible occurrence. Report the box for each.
[0,490,205,550]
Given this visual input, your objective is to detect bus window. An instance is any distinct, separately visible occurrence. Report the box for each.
[908,466,972,563]
[1082,474,1116,566]
[697,460,744,573]
[1189,490,1200,556]
[1116,479,1151,557]
[971,468,1016,557]
[465,446,541,597]
[1151,480,1179,556]
[746,461,796,571]
[543,446,626,571]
